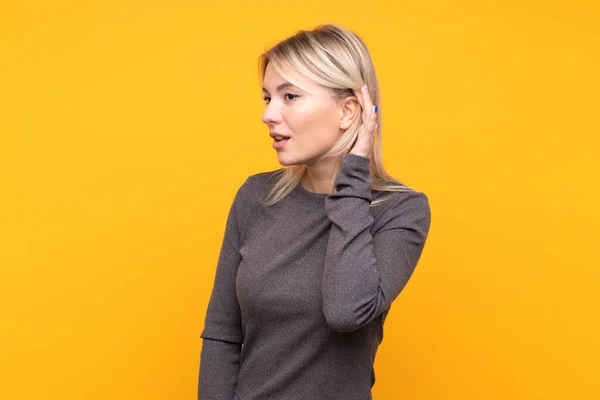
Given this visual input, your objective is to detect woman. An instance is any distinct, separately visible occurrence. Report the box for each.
[198,24,431,399]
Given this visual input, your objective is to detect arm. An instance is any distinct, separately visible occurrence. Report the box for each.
[322,154,431,332]
[198,182,247,399]
[198,339,241,399]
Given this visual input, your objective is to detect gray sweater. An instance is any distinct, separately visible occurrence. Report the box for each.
[199,154,431,399]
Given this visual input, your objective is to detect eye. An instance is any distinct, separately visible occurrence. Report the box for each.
[262,93,300,104]
[263,93,300,104]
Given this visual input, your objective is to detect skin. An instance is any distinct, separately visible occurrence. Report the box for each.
[261,62,379,194]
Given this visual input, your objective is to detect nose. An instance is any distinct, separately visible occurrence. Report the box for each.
[261,100,282,126]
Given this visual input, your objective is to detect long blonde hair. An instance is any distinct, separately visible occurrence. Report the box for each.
[258,24,415,207]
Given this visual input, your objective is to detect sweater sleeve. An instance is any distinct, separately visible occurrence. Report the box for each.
[198,181,247,399]
[322,154,431,332]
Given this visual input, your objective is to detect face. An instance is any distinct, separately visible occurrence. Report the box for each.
[261,63,355,167]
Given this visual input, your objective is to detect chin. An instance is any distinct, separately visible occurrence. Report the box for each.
[276,156,299,167]
[278,152,325,168]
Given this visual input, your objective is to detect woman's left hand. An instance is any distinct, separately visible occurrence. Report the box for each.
[349,85,378,158]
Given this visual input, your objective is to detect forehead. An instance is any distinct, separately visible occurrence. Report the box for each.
[262,62,318,94]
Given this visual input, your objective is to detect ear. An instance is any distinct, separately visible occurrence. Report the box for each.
[338,96,361,130]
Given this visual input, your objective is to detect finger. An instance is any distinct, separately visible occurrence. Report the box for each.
[353,89,365,113]
[353,89,370,126]
[361,85,375,119]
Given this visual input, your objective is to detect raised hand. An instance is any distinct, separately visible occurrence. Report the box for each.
[349,85,378,158]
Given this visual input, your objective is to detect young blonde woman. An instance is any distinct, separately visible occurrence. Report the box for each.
[198,24,431,399]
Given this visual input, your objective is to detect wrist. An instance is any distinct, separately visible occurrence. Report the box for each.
[348,148,370,158]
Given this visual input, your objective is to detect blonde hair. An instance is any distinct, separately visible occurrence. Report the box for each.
[258,23,415,207]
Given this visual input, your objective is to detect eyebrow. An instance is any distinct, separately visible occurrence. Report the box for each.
[262,82,298,93]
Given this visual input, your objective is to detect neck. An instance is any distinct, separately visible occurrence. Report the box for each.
[299,157,338,194]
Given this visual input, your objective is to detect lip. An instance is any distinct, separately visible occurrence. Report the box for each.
[269,131,290,139]
[272,136,290,150]
[270,131,290,150]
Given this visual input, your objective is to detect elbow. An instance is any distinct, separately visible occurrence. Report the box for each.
[323,304,367,332]
[322,289,387,332]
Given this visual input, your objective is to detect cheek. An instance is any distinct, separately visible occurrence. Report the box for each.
[289,104,338,139]
[284,105,313,129]
[312,107,341,143]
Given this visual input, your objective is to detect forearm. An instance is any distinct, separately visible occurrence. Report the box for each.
[322,154,430,332]
[198,338,242,400]
[322,154,378,331]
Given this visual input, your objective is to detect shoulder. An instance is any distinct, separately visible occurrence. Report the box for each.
[232,167,285,206]
[371,188,431,234]
[247,168,284,188]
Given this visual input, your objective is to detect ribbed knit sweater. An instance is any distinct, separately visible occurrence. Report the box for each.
[198,154,431,400]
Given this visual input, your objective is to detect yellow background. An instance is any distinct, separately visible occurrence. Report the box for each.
[2,0,599,399]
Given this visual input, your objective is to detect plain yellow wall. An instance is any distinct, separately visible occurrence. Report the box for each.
[2,0,599,399]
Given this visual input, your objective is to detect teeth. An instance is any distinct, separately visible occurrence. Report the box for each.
[275,136,286,140]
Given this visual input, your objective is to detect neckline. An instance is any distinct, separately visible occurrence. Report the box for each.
[294,182,329,198]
